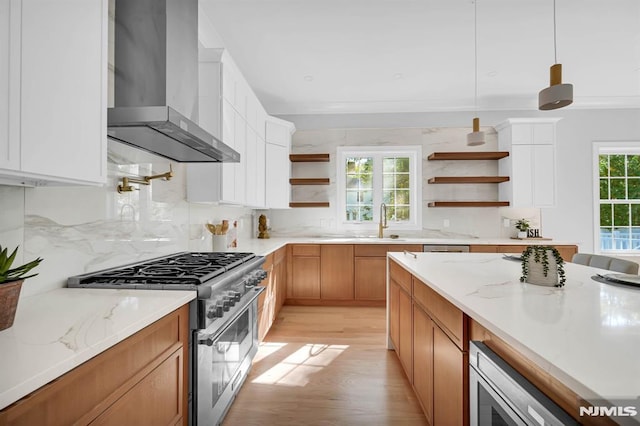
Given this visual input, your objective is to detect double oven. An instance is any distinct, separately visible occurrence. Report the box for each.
[68,252,267,425]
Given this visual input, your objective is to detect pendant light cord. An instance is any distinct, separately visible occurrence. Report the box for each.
[474,0,478,117]
[553,0,557,64]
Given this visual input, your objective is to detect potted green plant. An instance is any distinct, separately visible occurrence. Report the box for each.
[0,245,43,331]
[520,246,566,287]
[515,219,530,239]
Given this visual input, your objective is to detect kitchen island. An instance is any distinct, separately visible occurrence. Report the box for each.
[388,251,640,424]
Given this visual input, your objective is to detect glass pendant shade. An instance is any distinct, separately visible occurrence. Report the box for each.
[467,117,485,146]
[539,64,573,110]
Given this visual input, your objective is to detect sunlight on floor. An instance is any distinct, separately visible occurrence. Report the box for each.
[253,342,287,363]
[252,343,349,387]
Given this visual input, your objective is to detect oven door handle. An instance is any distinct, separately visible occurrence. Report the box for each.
[197,286,265,346]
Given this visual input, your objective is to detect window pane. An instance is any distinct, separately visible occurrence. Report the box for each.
[360,206,373,221]
[346,190,358,204]
[629,179,640,199]
[395,157,410,173]
[599,155,609,177]
[386,206,395,220]
[632,227,640,249]
[600,203,612,226]
[395,206,410,221]
[610,179,626,199]
[599,179,609,199]
[346,175,360,189]
[383,190,394,204]
[361,190,373,204]
[396,190,410,204]
[610,155,625,177]
[383,174,394,188]
[600,227,613,251]
[396,174,410,189]
[613,227,631,250]
[383,158,395,172]
[628,155,640,177]
[632,204,640,226]
[614,203,630,226]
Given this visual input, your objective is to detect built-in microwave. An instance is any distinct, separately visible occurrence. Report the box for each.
[469,341,578,425]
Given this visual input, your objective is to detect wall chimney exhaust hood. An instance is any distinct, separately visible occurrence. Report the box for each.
[108,0,239,163]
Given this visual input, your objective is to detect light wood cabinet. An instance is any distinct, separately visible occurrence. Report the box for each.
[289,244,321,299]
[412,304,433,424]
[433,325,467,426]
[354,244,422,302]
[0,0,107,186]
[389,261,469,426]
[0,305,189,425]
[320,245,354,300]
[258,246,288,341]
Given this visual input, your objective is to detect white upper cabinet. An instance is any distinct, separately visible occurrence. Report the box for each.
[188,47,269,207]
[497,118,560,208]
[0,0,107,186]
[265,116,295,209]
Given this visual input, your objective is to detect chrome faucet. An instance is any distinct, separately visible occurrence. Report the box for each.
[378,203,388,238]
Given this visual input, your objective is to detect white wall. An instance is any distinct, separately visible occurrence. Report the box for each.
[0,141,254,297]
[277,108,640,252]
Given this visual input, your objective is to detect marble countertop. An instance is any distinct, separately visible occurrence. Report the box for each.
[0,288,196,410]
[387,252,640,408]
[228,236,578,257]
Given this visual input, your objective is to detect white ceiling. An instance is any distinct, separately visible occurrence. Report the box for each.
[199,0,640,115]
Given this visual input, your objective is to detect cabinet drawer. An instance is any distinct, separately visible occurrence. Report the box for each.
[390,244,422,253]
[291,244,320,257]
[413,277,467,351]
[389,259,411,294]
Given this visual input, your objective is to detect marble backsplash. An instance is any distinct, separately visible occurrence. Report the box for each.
[0,142,254,297]
[266,126,541,239]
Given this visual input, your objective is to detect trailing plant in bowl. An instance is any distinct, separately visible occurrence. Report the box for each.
[0,245,43,331]
[520,245,566,287]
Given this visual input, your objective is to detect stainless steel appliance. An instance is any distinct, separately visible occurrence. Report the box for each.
[109,0,239,163]
[68,252,266,426]
[469,341,577,425]
[423,244,470,252]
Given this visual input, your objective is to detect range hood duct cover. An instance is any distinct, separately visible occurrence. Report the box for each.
[108,0,239,163]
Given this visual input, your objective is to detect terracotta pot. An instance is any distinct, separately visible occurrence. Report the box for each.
[526,251,559,286]
[0,279,24,331]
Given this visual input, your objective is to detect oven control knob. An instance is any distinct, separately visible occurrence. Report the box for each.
[224,295,236,307]
[222,299,230,311]
[256,270,268,281]
[245,277,257,288]
[230,291,241,302]
[207,303,224,319]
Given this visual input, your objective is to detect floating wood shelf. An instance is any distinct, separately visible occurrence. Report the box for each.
[289,202,331,208]
[289,154,330,162]
[428,176,510,184]
[428,201,510,207]
[427,152,509,161]
[289,178,330,185]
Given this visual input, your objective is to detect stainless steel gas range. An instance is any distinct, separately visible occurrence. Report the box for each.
[68,252,267,426]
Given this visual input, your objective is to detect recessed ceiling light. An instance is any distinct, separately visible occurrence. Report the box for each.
[487,71,498,77]
[303,75,314,82]
[393,73,404,80]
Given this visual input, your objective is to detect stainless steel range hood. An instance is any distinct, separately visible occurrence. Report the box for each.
[108,0,239,163]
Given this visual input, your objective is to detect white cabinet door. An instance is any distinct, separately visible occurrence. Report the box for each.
[497,118,559,208]
[19,0,106,184]
[256,135,266,207]
[232,113,246,205]
[0,0,19,173]
[265,142,290,208]
[532,144,555,207]
[245,127,258,206]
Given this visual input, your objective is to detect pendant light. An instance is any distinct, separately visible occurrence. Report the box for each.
[538,0,573,110]
[467,0,484,146]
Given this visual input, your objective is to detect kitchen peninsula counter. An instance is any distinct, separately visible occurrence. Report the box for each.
[388,252,640,416]
[0,288,195,410]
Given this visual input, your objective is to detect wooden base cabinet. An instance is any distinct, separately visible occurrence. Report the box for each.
[0,305,189,426]
[258,246,288,341]
[320,244,354,300]
[469,244,578,261]
[390,259,469,426]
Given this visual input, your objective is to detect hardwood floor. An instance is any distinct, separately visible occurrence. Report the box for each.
[223,306,428,426]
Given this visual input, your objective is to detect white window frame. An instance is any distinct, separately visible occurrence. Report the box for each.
[336,145,422,232]
[592,141,640,254]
